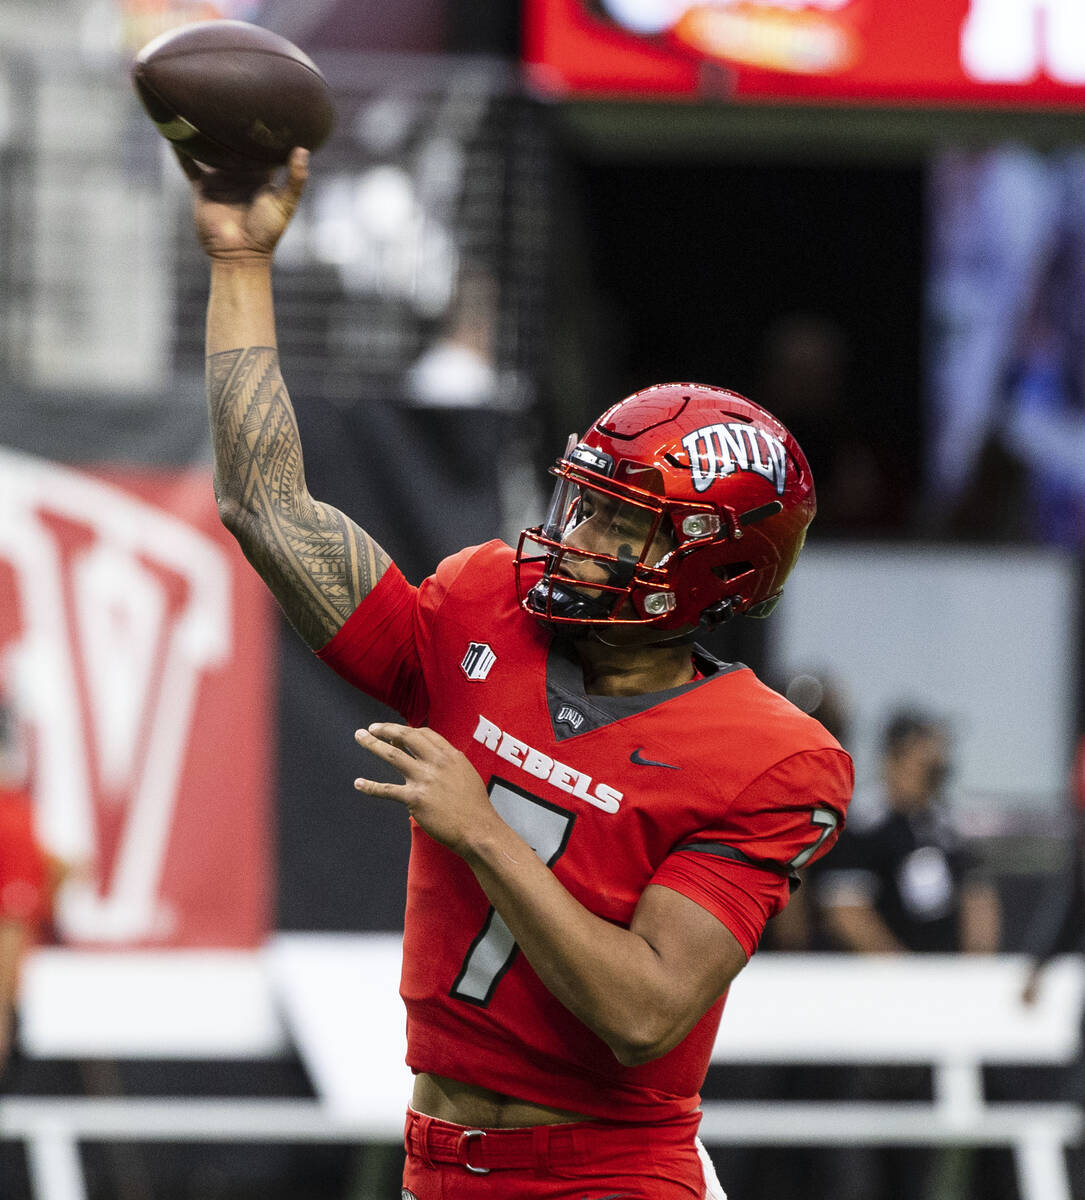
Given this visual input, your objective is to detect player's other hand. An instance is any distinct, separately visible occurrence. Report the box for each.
[174,146,309,264]
[354,724,500,857]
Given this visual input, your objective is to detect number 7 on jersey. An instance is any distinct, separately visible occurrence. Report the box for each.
[450,780,577,1006]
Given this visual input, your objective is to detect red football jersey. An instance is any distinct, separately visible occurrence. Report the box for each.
[319,541,852,1121]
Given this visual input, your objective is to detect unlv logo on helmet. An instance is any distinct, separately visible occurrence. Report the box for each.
[680,422,789,495]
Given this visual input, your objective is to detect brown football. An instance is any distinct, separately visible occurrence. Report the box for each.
[132,20,335,171]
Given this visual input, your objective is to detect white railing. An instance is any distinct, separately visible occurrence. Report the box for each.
[1,939,1081,1200]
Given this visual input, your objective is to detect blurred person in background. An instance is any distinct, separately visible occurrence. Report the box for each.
[816,709,1000,956]
[0,699,49,1087]
[175,148,853,1200]
[813,708,1001,1200]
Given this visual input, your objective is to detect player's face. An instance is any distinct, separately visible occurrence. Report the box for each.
[561,490,675,596]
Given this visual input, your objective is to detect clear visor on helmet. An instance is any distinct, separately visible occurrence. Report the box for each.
[540,471,582,543]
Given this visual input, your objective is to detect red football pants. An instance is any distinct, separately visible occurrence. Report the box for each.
[402,1106,718,1199]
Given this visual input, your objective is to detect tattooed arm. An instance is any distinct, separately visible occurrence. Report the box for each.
[181,149,389,648]
[206,341,388,646]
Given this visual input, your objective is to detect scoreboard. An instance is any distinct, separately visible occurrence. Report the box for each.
[523,0,1085,106]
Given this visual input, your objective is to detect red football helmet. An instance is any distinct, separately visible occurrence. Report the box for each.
[515,383,816,632]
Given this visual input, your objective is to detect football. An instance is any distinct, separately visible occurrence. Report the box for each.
[132,20,335,171]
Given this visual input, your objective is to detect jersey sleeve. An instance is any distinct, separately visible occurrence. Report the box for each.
[649,854,789,959]
[316,564,429,724]
[316,546,487,725]
[650,748,853,957]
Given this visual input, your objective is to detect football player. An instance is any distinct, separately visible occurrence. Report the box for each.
[179,147,852,1200]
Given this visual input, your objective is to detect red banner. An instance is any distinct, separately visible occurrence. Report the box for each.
[523,0,1085,106]
[0,452,273,948]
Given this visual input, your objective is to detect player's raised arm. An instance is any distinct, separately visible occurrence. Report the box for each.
[179,148,389,649]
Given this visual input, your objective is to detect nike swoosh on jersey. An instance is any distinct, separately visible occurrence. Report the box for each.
[629,748,680,769]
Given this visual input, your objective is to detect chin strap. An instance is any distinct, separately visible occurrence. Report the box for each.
[610,542,638,587]
[700,597,738,627]
[525,578,613,622]
[527,541,641,623]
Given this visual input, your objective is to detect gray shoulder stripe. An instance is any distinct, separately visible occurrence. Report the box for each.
[672,841,800,890]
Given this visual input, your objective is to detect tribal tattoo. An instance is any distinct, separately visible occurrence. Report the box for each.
[207,347,389,648]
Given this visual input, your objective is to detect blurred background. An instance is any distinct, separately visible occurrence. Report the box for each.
[0,1,1083,1198]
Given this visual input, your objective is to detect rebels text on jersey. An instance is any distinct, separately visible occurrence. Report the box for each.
[319,540,852,1121]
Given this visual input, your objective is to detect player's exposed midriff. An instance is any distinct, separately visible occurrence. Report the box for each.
[412,1071,594,1127]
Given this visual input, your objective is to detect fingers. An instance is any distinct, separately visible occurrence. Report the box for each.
[353,773,404,800]
[201,164,275,205]
[363,722,452,755]
[352,727,410,801]
[354,725,417,773]
[352,723,457,786]
[175,144,309,225]
[279,147,309,213]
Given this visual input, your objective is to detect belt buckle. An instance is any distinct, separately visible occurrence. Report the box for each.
[456,1128,490,1175]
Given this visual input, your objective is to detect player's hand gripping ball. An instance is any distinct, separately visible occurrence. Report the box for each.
[131,20,335,171]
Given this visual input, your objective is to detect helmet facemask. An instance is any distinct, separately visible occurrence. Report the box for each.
[517,445,727,631]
